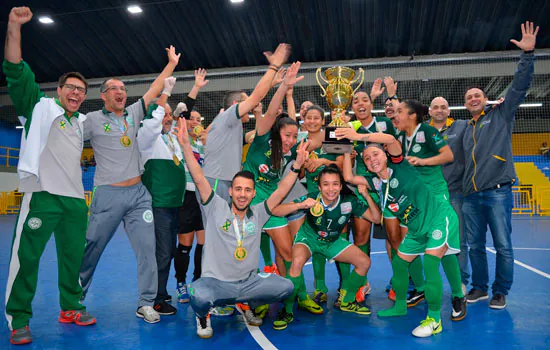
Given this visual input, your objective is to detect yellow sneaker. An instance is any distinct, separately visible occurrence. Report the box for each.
[312,290,328,304]
[297,295,324,314]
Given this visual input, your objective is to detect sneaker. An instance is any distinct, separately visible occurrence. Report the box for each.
[407,290,425,308]
[254,304,269,319]
[58,310,97,326]
[489,293,507,309]
[334,289,346,308]
[312,290,328,304]
[273,309,294,330]
[10,326,32,345]
[388,288,396,301]
[164,295,172,303]
[297,295,324,314]
[177,282,190,303]
[356,282,372,303]
[196,315,213,339]
[466,289,489,303]
[461,283,468,297]
[263,263,280,275]
[340,301,371,315]
[451,296,467,321]
[154,302,177,316]
[210,306,235,317]
[236,303,263,326]
[412,316,442,337]
[136,306,160,324]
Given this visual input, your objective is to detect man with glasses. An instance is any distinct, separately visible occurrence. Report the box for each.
[79,45,181,324]
[3,7,95,345]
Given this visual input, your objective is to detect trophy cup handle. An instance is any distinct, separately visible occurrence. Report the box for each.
[351,68,365,95]
[315,68,329,97]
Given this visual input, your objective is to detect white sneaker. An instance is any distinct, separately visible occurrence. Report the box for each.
[136,306,160,324]
[196,315,213,339]
[236,303,263,326]
[412,317,442,337]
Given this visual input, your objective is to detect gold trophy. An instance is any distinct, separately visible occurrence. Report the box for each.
[316,66,364,153]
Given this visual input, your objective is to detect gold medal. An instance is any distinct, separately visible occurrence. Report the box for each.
[309,152,319,160]
[234,246,247,261]
[310,202,324,217]
[120,135,132,147]
[193,125,204,136]
[172,155,180,166]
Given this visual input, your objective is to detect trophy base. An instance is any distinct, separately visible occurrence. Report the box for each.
[322,142,353,154]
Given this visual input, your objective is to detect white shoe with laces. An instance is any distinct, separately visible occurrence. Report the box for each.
[136,306,160,324]
[196,315,213,339]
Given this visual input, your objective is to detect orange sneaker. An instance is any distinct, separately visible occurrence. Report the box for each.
[263,263,280,275]
[355,282,372,303]
[388,288,396,301]
[58,310,96,326]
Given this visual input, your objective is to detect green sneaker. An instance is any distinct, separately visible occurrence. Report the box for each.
[340,301,371,315]
[298,294,324,314]
[312,290,328,304]
[333,289,346,308]
[412,316,442,337]
[254,304,269,319]
[273,309,294,330]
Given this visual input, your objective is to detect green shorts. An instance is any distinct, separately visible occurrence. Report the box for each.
[294,226,352,261]
[398,208,459,256]
[262,214,288,230]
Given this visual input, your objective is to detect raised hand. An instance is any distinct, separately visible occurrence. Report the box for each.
[307,158,324,173]
[271,67,287,87]
[194,68,209,88]
[510,21,539,51]
[299,198,318,210]
[384,76,398,97]
[405,156,424,166]
[162,77,176,96]
[252,102,263,115]
[174,118,190,146]
[166,45,181,66]
[294,139,310,169]
[9,7,33,26]
[283,61,305,87]
[370,78,385,101]
[335,127,361,141]
[264,43,291,68]
[357,184,371,197]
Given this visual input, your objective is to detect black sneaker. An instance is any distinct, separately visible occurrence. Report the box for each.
[407,290,425,308]
[154,302,177,316]
[451,296,467,321]
[466,288,489,303]
[273,309,294,331]
[164,295,172,303]
[489,293,507,309]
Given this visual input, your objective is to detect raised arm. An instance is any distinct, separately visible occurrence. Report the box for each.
[342,153,369,186]
[271,196,317,217]
[175,118,212,203]
[142,46,181,109]
[370,78,385,102]
[357,185,381,224]
[286,86,297,121]
[187,68,209,100]
[384,77,398,98]
[5,7,32,63]
[336,129,402,156]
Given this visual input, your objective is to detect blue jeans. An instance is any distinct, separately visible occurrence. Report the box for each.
[153,207,179,303]
[449,191,469,285]
[462,185,514,295]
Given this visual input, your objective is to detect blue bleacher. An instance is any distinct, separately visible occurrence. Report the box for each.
[514,155,550,181]
[82,166,96,191]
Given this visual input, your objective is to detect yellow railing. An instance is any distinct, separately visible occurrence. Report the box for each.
[537,186,550,216]
[512,185,535,216]
[0,146,20,167]
[0,191,92,215]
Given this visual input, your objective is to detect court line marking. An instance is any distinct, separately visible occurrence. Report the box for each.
[486,247,550,279]
[511,247,550,251]
[236,305,278,350]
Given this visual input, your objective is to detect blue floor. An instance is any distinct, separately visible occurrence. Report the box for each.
[0,215,549,349]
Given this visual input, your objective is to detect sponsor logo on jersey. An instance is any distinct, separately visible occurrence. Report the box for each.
[143,210,154,223]
[315,217,322,225]
[340,202,352,214]
[402,204,420,224]
[245,222,256,235]
[389,203,399,212]
[432,229,443,240]
[259,164,269,174]
[416,131,425,143]
[390,178,399,188]
[264,150,272,158]
[338,216,347,225]
[377,122,387,132]
[319,231,328,238]
[59,120,67,130]
[412,144,422,153]
[27,217,42,230]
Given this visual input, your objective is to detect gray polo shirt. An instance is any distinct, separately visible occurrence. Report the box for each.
[201,191,271,282]
[20,113,84,199]
[436,119,468,193]
[202,104,242,181]
[83,99,146,186]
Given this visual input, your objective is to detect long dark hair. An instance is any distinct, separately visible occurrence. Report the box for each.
[403,99,429,124]
[318,164,353,196]
[270,113,298,172]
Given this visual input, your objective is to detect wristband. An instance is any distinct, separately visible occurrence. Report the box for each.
[388,94,399,100]
[524,49,535,54]
[268,65,279,72]
[162,90,172,97]
[290,166,300,174]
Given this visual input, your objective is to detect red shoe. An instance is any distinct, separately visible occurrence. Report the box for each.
[10,326,32,345]
[58,310,97,326]
[355,282,372,303]
[388,288,396,301]
[263,263,280,275]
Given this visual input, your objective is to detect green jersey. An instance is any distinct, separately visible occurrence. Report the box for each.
[304,144,338,193]
[397,123,448,196]
[294,192,368,242]
[243,131,297,203]
[351,116,397,177]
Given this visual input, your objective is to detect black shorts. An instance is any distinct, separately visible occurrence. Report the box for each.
[178,190,204,233]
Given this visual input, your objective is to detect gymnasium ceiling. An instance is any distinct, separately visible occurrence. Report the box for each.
[1,0,549,84]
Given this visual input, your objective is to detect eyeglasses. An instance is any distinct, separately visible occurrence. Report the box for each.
[103,86,128,93]
[63,84,87,94]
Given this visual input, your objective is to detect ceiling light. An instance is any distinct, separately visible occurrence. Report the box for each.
[519,103,543,108]
[449,106,467,110]
[231,0,245,3]
[38,16,54,24]
[16,126,24,129]
[127,5,143,14]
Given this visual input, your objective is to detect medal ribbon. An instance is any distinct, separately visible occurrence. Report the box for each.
[404,123,422,157]
[233,215,245,247]
[378,171,392,226]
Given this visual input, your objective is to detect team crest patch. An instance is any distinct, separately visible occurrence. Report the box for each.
[416,131,425,143]
[412,144,421,153]
[245,222,256,235]
[103,123,111,132]
[390,178,399,188]
[59,120,67,130]
[143,210,154,223]
[377,122,387,132]
[340,202,352,214]
[27,217,42,230]
[338,216,347,225]
[259,164,269,174]
[264,150,272,158]
[222,219,231,232]
[315,217,322,225]
[432,229,443,240]
[389,203,399,212]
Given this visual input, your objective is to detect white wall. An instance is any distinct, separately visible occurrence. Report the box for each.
[0,172,19,192]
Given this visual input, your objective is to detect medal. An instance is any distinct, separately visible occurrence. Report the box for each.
[120,135,132,147]
[310,202,324,217]
[234,246,247,261]
[172,154,180,166]
[309,152,319,160]
[193,125,204,136]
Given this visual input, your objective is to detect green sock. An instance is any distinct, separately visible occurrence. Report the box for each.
[441,254,464,298]
[424,254,443,322]
[284,260,307,300]
[389,247,397,286]
[342,270,366,303]
[284,275,301,313]
[260,233,273,266]
[337,232,351,291]
[312,254,328,293]
[377,255,409,317]
[409,256,425,292]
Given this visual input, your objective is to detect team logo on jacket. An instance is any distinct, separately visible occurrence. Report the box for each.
[59,120,67,130]
[27,217,42,230]
[222,220,231,232]
[245,222,256,235]
[103,123,111,132]
[390,178,399,188]
[412,144,421,153]
[259,164,269,174]
[389,203,399,212]
[432,229,443,240]
[143,210,154,223]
